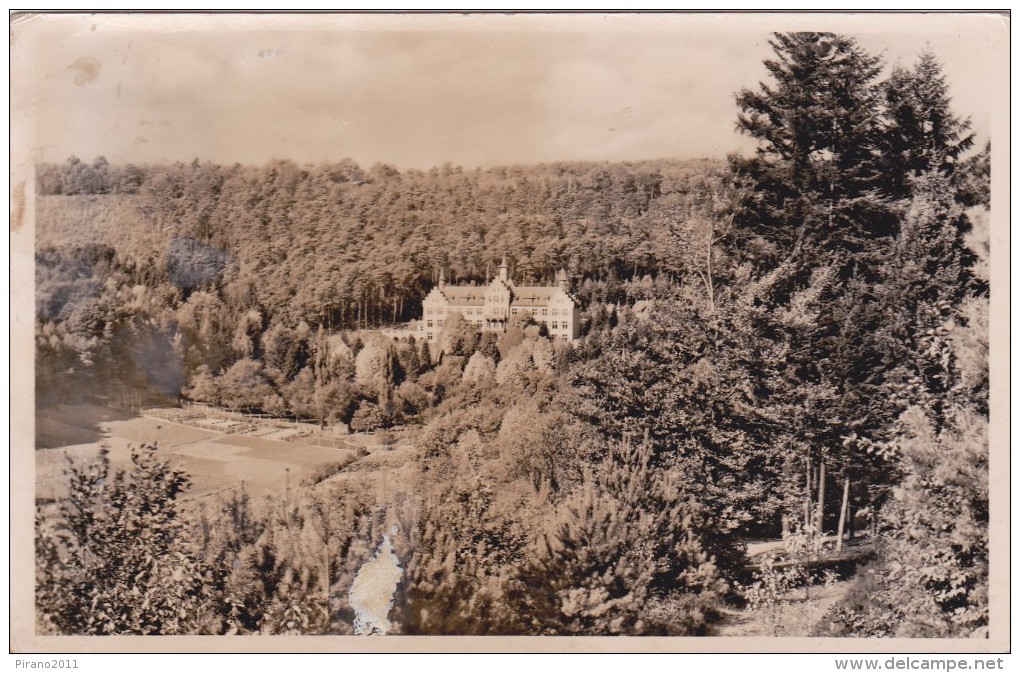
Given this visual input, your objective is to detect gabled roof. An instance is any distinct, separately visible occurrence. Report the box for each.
[438,285,485,306]
[510,286,555,307]
[427,278,578,309]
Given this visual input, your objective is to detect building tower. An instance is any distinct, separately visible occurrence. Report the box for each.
[555,268,568,290]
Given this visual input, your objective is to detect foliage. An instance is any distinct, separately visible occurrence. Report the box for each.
[516,437,726,635]
[741,555,810,636]
[956,142,990,208]
[37,156,728,332]
[350,400,386,433]
[733,31,895,272]
[824,398,988,637]
[189,486,385,634]
[34,31,990,637]
[813,565,902,637]
[568,287,795,538]
[395,482,529,635]
[354,339,396,393]
[881,51,975,196]
[217,358,279,412]
[822,275,989,637]
[301,455,360,486]
[884,405,988,634]
[462,351,496,384]
[36,445,218,634]
[728,32,985,542]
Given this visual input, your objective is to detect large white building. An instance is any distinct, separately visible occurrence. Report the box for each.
[419,257,581,343]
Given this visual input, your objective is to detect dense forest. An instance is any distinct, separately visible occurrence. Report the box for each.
[35,34,991,637]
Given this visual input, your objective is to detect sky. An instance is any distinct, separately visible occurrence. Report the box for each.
[13,12,1006,171]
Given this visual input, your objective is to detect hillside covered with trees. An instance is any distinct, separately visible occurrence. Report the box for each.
[35,33,991,638]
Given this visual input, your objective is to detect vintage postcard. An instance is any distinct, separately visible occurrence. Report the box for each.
[9,11,1010,655]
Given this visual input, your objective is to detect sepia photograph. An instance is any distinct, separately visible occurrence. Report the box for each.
[8,10,1009,655]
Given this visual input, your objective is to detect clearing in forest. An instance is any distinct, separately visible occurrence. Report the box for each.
[35,404,416,503]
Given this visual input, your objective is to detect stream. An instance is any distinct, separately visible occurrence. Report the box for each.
[348,530,403,635]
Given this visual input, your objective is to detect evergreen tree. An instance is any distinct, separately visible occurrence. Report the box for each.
[516,437,726,635]
[733,32,895,273]
[956,141,991,208]
[881,51,975,196]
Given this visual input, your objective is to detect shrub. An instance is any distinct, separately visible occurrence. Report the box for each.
[36,444,218,634]
[740,554,810,636]
[301,455,358,486]
[350,400,385,432]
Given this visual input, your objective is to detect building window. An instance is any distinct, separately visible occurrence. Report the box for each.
[541,308,548,316]
[427,320,433,328]
[551,321,558,329]
[561,334,568,342]
[511,307,518,315]
[437,320,444,327]
[428,334,435,341]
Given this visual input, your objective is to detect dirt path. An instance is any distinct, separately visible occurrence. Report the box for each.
[714,579,850,637]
